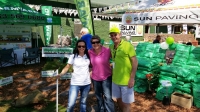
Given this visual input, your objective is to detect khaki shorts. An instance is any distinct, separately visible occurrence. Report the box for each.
[112,82,135,103]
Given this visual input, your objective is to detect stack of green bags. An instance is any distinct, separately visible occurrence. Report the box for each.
[192,77,200,108]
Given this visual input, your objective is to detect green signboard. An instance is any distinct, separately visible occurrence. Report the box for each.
[0,0,61,25]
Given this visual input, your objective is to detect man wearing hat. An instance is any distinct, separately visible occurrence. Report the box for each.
[109,27,138,112]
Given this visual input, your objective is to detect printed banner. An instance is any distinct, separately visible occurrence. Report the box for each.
[0,76,13,86]
[110,22,143,36]
[41,6,52,46]
[123,8,200,25]
[74,0,94,35]
[42,47,73,58]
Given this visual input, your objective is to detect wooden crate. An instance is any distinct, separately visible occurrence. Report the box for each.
[171,92,193,109]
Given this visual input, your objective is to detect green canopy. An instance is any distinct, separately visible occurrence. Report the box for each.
[0,0,61,25]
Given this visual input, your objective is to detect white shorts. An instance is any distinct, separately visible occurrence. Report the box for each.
[112,82,135,103]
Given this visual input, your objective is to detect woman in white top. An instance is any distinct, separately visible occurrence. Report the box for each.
[57,40,91,112]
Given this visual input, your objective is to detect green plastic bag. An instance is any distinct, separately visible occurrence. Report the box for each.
[160,65,179,74]
[152,53,165,59]
[193,75,200,83]
[176,44,191,53]
[155,86,175,101]
[175,85,191,94]
[137,57,159,68]
[194,98,200,108]
[176,81,184,85]
[192,88,200,99]
[172,56,187,65]
[169,43,177,50]
[187,58,200,66]
[176,67,191,78]
[143,52,154,58]
[192,83,200,89]
[136,70,150,79]
[182,83,192,88]
[182,65,199,75]
[177,76,195,82]
[159,75,177,85]
[175,51,190,59]
[136,50,145,57]
[134,79,148,93]
[190,46,200,54]
[145,43,160,52]
[160,71,176,78]
[138,66,159,72]
[189,53,200,59]
[154,48,166,53]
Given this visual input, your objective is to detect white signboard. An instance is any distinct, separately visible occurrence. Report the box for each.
[41,69,58,77]
[182,24,188,34]
[122,8,200,25]
[0,25,31,34]
[0,76,13,86]
[167,25,172,34]
[42,47,73,58]
[195,24,200,38]
[110,22,143,36]
[60,73,72,80]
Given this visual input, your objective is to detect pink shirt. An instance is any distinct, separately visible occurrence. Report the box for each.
[89,46,112,81]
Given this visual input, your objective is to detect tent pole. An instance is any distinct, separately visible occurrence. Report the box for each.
[60,25,62,36]
[89,0,95,35]
[36,26,40,48]
[156,24,160,34]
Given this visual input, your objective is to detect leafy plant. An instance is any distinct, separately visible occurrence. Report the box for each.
[43,58,73,73]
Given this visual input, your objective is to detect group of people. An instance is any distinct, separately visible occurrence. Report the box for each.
[57,27,138,112]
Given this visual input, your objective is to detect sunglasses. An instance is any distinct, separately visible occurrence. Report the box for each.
[78,46,85,48]
[110,33,117,37]
[91,41,100,44]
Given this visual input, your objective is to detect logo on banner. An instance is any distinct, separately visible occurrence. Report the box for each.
[119,24,143,36]
[152,0,174,7]
[125,16,132,24]
[47,18,52,23]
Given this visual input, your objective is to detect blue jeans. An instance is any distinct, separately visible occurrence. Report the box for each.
[67,84,90,112]
[92,76,115,112]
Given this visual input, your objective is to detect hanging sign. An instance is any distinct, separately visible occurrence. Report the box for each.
[41,6,52,46]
